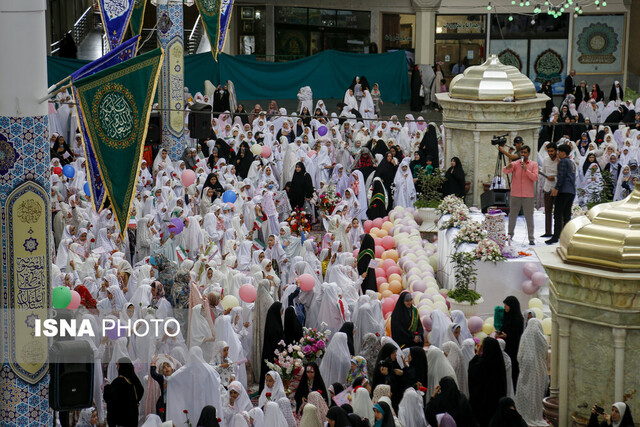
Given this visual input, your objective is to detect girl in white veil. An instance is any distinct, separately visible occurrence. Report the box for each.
[319,331,351,386]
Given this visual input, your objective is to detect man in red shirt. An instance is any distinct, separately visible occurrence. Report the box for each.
[503,145,539,245]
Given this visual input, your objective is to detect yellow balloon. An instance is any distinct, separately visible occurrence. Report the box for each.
[485,316,494,328]
[542,317,552,335]
[378,283,390,293]
[382,221,394,231]
[370,227,380,236]
[482,322,495,335]
[389,281,403,294]
[432,294,445,304]
[388,273,402,283]
[528,298,543,309]
[221,295,239,310]
[532,307,544,319]
[250,144,262,155]
[377,229,389,237]
[381,290,393,298]
[474,331,488,341]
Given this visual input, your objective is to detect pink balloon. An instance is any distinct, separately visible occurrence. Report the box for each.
[387,266,402,276]
[375,246,384,258]
[352,250,359,258]
[384,311,392,320]
[239,284,257,303]
[382,216,390,223]
[363,220,373,233]
[181,169,196,187]
[372,218,384,229]
[381,235,395,250]
[522,279,537,295]
[375,268,386,278]
[376,277,387,287]
[468,316,484,333]
[298,274,315,291]
[531,272,548,288]
[382,259,396,272]
[381,297,396,315]
[307,150,317,158]
[374,237,383,246]
[261,145,272,158]
[523,262,539,279]
[66,290,81,309]
[421,315,433,332]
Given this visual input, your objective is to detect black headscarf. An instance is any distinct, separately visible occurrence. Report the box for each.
[283,306,303,345]
[201,173,224,202]
[443,157,466,198]
[235,146,255,179]
[425,376,476,427]
[487,397,527,427]
[390,292,424,348]
[374,152,397,188]
[260,302,283,390]
[367,178,388,220]
[294,361,329,411]
[103,357,145,427]
[500,296,523,389]
[420,124,440,164]
[405,346,428,388]
[196,405,221,427]
[327,406,353,426]
[370,139,389,158]
[468,337,507,427]
[338,322,355,356]
[374,401,396,427]
[357,234,376,293]
[330,382,346,407]
[348,413,369,427]
[289,161,314,210]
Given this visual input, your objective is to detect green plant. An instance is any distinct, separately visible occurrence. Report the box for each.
[624,87,639,103]
[414,168,446,209]
[587,168,613,210]
[449,251,482,304]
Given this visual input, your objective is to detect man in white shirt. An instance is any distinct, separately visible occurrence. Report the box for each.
[541,142,559,237]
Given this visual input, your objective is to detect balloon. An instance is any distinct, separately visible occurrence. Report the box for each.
[384,250,399,262]
[168,218,184,235]
[62,164,75,178]
[421,315,433,332]
[381,290,393,298]
[382,221,394,232]
[66,290,81,310]
[374,237,383,246]
[181,169,196,187]
[381,236,395,250]
[388,273,402,283]
[474,331,488,341]
[542,317,552,335]
[52,286,72,309]
[412,280,427,293]
[528,297,543,309]
[363,220,373,233]
[389,281,403,294]
[298,274,315,291]
[222,190,237,203]
[318,125,328,136]
[377,277,388,288]
[307,150,317,158]
[382,259,396,272]
[532,307,544,319]
[482,322,495,335]
[387,266,402,276]
[83,182,91,196]
[372,218,384,229]
[261,145,272,158]
[251,144,262,155]
[239,284,257,303]
[468,316,484,333]
[53,166,62,175]
[375,246,384,258]
[531,272,549,288]
[375,268,386,278]
[222,295,239,310]
[522,280,537,295]
[370,227,381,237]
[377,229,388,238]
[381,297,395,315]
[523,262,539,279]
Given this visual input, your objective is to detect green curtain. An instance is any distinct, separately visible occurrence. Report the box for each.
[48,49,411,104]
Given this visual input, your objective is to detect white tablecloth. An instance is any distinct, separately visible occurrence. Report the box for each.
[436,210,546,317]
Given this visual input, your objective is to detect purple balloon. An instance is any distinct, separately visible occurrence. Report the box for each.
[318,125,328,136]
[422,315,433,332]
[414,213,424,225]
[169,217,184,235]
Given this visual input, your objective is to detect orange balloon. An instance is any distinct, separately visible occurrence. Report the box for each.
[389,280,403,294]
[377,229,389,237]
[385,315,392,335]
[386,249,399,261]
[370,227,380,236]
[382,221,393,231]
[378,282,390,293]
[381,289,393,298]
[388,273,402,283]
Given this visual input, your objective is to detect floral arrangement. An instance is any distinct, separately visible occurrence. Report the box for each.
[317,184,341,216]
[286,207,312,235]
[477,238,506,263]
[298,326,330,364]
[437,195,469,216]
[439,208,471,230]
[453,220,487,246]
[571,203,586,219]
[265,340,305,381]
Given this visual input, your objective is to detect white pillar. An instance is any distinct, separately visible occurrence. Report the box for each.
[613,328,626,402]
[558,317,571,427]
[550,316,559,397]
[412,0,441,66]
[445,128,452,168]
[473,131,481,207]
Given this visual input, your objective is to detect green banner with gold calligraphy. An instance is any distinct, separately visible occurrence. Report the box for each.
[194,0,221,60]
[73,48,163,236]
[129,0,147,38]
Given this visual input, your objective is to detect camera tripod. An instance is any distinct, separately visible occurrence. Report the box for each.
[493,150,512,188]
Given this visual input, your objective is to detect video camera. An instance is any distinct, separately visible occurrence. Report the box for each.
[491,134,509,147]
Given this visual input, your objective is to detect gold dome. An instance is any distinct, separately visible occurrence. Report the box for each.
[449,55,538,101]
[557,182,640,272]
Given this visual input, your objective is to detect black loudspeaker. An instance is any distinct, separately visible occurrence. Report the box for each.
[146,112,161,145]
[480,189,511,213]
[49,340,94,411]
[188,102,212,139]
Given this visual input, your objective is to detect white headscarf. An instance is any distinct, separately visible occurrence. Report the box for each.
[258,370,287,408]
[426,346,457,403]
[319,331,351,386]
[398,387,428,427]
[352,386,375,426]
[263,401,288,427]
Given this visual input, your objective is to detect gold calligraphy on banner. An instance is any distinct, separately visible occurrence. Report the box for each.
[6,181,50,384]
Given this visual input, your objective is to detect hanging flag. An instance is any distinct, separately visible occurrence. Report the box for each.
[217,0,234,53]
[194,0,221,60]
[73,48,163,236]
[129,0,147,38]
[98,0,136,50]
[70,35,140,212]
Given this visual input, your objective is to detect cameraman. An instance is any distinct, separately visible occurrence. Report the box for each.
[589,402,634,427]
[498,136,524,161]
